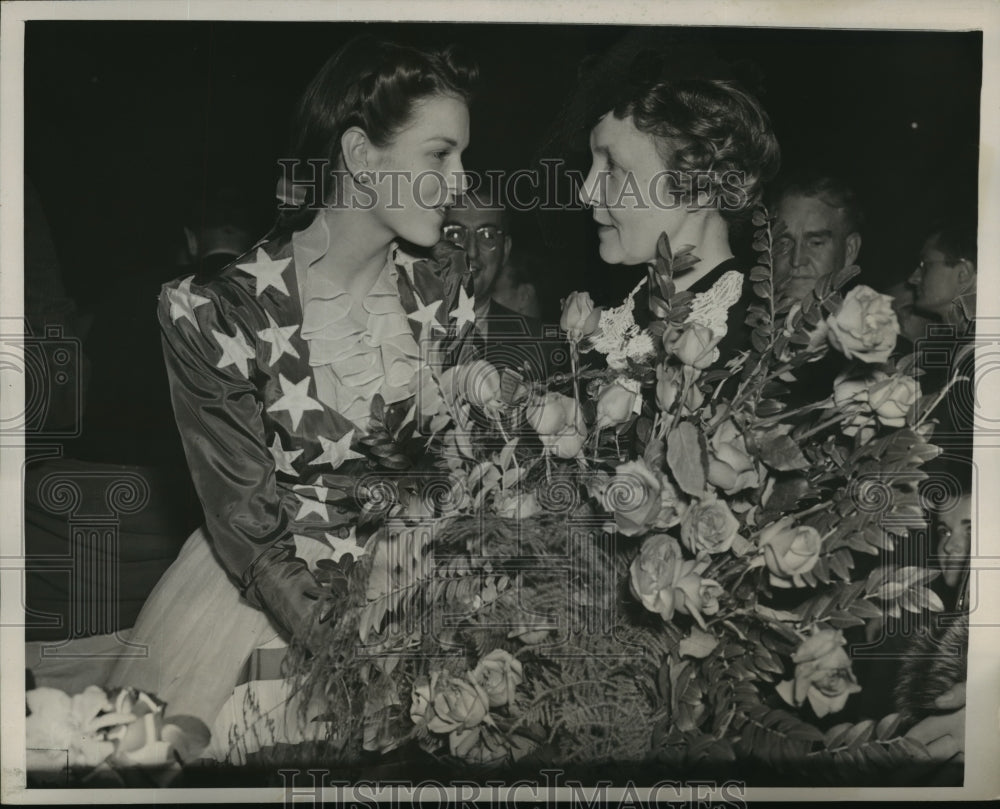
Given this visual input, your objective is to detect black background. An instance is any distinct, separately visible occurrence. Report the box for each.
[25,21,982,319]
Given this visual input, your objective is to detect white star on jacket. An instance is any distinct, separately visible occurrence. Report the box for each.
[406,296,446,335]
[293,484,329,521]
[257,312,300,366]
[268,434,304,475]
[166,277,211,326]
[211,327,256,379]
[449,284,476,331]
[309,430,363,469]
[236,247,292,298]
[323,531,368,562]
[267,373,324,430]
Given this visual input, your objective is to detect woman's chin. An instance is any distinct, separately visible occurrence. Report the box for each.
[597,235,654,267]
[400,227,443,250]
[597,241,625,266]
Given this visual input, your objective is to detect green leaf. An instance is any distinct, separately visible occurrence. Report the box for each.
[502,466,524,488]
[752,648,785,676]
[849,598,883,620]
[758,431,810,471]
[875,713,901,740]
[499,438,519,470]
[827,549,854,581]
[680,626,719,659]
[643,435,666,471]
[469,460,497,490]
[824,722,853,749]
[922,586,946,612]
[751,329,770,353]
[657,231,674,264]
[371,393,386,423]
[832,264,861,290]
[761,475,810,513]
[379,453,412,470]
[666,421,707,496]
[844,719,875,751]
[755,399,786,417]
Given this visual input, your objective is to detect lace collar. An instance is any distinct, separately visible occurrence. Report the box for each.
[591,262,745,369]
[293,213,420,428]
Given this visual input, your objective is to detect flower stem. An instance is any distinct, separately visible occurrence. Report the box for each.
[794,406,862,442]
[912,374,969,430]
[570,343,582,408]
[667,372,694,435]
[755,396,834,428]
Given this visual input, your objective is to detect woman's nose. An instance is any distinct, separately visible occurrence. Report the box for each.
[446,160,468,201]
[908,265,922,286]
[578,166,598,208]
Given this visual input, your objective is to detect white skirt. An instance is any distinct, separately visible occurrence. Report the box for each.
[26,526,334,765]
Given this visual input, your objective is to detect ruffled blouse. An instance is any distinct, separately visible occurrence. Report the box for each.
[293,213,420,428]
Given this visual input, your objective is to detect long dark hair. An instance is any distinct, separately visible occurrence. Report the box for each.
[274,36,478,235]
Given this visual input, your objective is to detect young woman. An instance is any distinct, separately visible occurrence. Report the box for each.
[89,37,477,742]
[578,69,780,361]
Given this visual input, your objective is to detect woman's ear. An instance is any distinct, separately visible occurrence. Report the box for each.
[340,127,371,178]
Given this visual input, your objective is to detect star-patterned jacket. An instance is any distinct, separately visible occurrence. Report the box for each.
[157,217,470,640]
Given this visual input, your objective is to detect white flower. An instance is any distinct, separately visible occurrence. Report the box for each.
[625,332,655,361]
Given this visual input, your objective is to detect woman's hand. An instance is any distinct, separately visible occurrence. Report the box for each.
[905,681,966,763]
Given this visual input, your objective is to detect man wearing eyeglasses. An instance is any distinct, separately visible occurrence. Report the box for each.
[439,189,570,391]
[442,191,542,336]
[907,225,977,330]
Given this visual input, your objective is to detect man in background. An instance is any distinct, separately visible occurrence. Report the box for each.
[442,189,541,332]
[771,173,863,303]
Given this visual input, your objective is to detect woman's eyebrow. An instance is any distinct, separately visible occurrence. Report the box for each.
[422,136,459,147]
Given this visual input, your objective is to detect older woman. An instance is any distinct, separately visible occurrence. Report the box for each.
[578,66,780,363]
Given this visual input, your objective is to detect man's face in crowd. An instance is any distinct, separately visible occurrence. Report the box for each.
[773,193,861,302]
[908,234,975,317]
[935,494,972,590]
[443,199,511,306]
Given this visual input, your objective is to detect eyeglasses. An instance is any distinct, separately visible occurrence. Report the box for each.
[442,224,505,251]
[916,257,963,272]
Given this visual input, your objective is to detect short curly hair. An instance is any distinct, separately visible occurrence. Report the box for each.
[610,77,781,223]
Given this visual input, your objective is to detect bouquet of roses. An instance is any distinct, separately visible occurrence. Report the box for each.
[292,210,956,780]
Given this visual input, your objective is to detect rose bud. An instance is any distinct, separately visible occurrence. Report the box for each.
[776,628,862,718]
[595,379,639,429]
[680,495,740,555]
[560,291,603,342]
[826,285,900,364]
[603,459,663,537]
[759,516,823,587]
[868,373,920,428]
[469,649,524,708]
[665,322,722,370]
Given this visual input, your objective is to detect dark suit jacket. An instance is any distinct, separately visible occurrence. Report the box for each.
[472,297,571,385]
